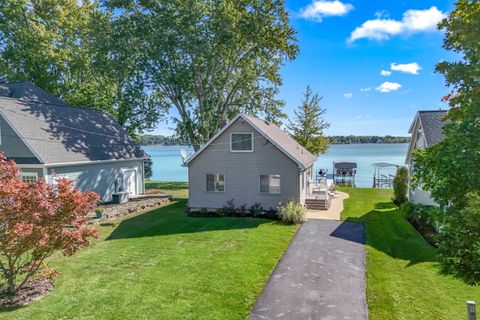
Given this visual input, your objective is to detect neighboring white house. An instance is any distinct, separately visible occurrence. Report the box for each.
[185,114,316,211]
[0,82,146,202]
[405,110,447,206]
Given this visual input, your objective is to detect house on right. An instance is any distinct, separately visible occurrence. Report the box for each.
[405,110,447,205]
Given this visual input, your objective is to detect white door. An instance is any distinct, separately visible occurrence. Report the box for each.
[124,170,137,195]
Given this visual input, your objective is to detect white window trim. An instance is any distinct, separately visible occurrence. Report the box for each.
[206,173,225,192]
[230,132,254,153]
[259,174,281,195]
[20,172,38,182]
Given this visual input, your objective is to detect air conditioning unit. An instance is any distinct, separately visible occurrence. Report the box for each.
[112,192,129,204]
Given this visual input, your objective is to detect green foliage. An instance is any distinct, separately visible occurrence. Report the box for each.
[339,187,480,319]
[392,166,409,206]
[105,0,299,150]
[277,200,306,224]
[144,155,153,179]
[249,203,263,216]
[413,0,480,208]
[400,201,443,246]
[288,86,329,156]
[411,0,480,283]
[0,0,164,136]
[222,199,236,216]
[437,193,480,285]
[328,135,410,144]
[138,134,185,146]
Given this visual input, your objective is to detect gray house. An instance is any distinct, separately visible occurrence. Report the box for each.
[186,114,316,211]
[405,110,447,206]
[0,82,146,202]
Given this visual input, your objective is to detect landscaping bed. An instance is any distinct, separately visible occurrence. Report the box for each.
[92,194,172,221]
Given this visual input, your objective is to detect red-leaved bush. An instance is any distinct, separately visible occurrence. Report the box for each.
[0,153,99,294]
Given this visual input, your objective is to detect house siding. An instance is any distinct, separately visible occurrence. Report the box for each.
[0,113,37,159]
[188,118,301,210]
[46,160,145,202]
[406,117,437,206]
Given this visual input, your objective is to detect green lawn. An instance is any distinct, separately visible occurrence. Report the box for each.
[1,182,297,320]
[340,187,480,320]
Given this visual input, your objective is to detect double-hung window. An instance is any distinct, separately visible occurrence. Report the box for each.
[206,173,225,192]
[20,172,38,183]
[260,174,281,194]
[230,133,253,152]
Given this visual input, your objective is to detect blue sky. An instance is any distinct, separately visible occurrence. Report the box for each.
[153,0,456,137]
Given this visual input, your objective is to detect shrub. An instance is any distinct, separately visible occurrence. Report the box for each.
[95,208,104,218]
[236,204,249,217]
[277,200,306,224]
[393,166,409,206]
[437,192,480,285]
[200,208,209,215]
[249,203,263,216]
[401,202,443,247]
[222,199,235,216]
[0,154,99,294]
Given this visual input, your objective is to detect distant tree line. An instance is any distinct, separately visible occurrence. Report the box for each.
[328,135,410,144]
[139,134,409,146]
[138,134,186,146]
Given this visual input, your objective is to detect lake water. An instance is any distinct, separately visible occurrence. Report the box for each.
[142,143,409,188]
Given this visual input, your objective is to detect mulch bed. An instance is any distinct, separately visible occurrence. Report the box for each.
[0,276,54,307]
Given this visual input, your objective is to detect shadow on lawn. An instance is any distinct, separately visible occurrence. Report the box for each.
[344,203,438,267]
[106,199,272,240]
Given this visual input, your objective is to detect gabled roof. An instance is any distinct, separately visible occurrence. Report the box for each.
[0,82,145,164]
[409,110,448,148]
[186,113,316,169]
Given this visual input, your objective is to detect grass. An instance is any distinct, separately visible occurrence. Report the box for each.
[340,187,480,320]
[1,182,297,320]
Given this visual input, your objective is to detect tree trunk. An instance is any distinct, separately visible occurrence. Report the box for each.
[7,274,16,294]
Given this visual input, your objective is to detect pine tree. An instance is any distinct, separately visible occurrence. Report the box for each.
[287,86,330,156]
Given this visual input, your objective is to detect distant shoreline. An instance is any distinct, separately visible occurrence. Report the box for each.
[141,142,410,147]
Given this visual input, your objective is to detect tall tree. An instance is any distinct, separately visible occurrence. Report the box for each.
[0,0,162,136]
[412,0,480,284]
[287,86,329,156]
[413,0,480,208]
[105,0,299,150]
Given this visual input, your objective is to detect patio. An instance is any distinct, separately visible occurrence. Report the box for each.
[306,191,349,221]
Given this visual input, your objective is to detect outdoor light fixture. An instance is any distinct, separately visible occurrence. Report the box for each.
[467,301,476,320]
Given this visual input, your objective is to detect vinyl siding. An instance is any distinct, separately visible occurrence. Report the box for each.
[0,113,37,158]
[188,118,301,210]
[46,160,145,202]
[407,120,437,206]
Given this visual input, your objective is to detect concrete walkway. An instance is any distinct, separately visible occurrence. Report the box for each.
[249,220,367,320]
[306,191,349,221]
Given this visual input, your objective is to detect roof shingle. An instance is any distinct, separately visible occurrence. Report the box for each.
[418,110,448,147]
[0,83,145,164]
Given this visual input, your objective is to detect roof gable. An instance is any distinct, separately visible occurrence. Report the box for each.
[0,83,145,164]
[417,110,448,147]
[186,114,316,169]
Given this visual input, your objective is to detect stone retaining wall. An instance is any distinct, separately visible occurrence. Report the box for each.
[91,194,172,223]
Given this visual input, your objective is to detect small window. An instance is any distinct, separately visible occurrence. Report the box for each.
[20,172,38,183]
[230,133,253,152]
[260,174,281,194]
[206,173,225,192]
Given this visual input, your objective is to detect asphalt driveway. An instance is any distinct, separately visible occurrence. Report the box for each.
[249,219,367,320]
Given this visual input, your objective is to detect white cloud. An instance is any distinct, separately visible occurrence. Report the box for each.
[360,87,372,92]
[348,6,445,42]
[343,92,353,99]
[300,1,354,22]
[391,62,421,74]
[376,81,402,93]
[380,70,392,76]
